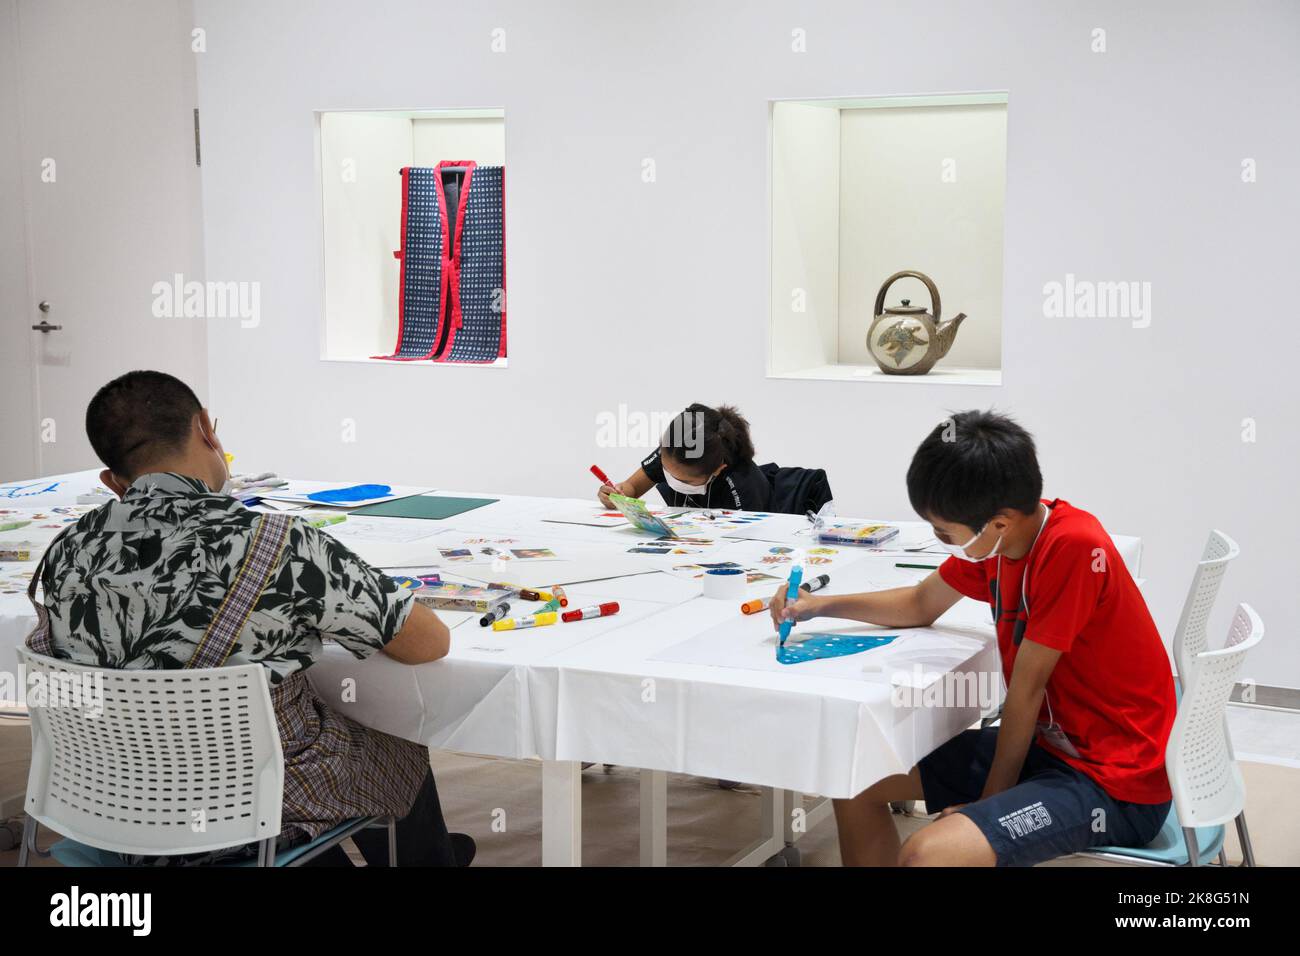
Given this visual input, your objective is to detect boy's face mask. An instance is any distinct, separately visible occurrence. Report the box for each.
[938,522,1003,563]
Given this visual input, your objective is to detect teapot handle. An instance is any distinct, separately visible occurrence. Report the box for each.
[874,270,941,323]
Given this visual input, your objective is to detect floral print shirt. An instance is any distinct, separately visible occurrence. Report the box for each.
[37,472,414,684]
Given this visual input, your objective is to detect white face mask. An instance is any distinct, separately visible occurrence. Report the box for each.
[939,522,1003,563]
[663,470,711,497]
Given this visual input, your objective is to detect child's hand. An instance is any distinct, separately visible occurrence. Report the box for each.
[770,588,821,632]
[597,481,632,508]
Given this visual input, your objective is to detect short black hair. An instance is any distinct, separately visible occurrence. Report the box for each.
[85,370,203,477]
[906,410,1042,530]
[661,403,756,476]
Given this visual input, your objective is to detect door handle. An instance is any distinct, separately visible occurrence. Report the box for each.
[33,301,60,332]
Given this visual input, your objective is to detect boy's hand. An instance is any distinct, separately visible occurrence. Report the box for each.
[770,587,822,631]
[598,481,634,509]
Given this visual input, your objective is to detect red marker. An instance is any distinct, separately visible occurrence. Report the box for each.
[562,601,620,623]
[590,465,615,489]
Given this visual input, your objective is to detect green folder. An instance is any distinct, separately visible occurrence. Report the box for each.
[351,495,497,520]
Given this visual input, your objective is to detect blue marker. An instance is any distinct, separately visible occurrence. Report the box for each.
[778,564,804,648]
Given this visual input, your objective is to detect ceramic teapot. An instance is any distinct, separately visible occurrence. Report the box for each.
[866,271,967,375]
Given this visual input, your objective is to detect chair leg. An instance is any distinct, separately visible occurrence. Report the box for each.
[1182,826,1201,867]
[257,836,277,867]
[17,817,36,868]
[1234,812,1257,867]
[387,817,397,867]
[1217,849,1229,867]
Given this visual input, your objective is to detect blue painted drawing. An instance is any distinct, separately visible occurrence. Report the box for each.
[306,483,392,504]
[0,482,62,500]
[777,633,898,665]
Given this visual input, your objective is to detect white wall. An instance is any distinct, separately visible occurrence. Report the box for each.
[838,103,1006,370]
[320,113,412,359]
[769,102,840,374]
[0,0,36,477]
[194,0,1300,688]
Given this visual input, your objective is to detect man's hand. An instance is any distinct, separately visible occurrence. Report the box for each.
[770,586,823,631]
[937,803,968,819]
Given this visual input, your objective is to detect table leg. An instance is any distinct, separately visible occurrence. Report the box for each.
[639,769,667,867]
[541,759,581,866]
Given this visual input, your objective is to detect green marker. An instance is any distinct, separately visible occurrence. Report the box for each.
[0,520,32,533]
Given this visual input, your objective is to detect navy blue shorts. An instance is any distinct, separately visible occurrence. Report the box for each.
[917,728,1170,867]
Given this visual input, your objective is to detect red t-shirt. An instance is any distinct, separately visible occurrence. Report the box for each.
[938,499,1175,804]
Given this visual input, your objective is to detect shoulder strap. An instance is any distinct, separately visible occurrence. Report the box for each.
[187,513,293,669]
[25,555,53,656]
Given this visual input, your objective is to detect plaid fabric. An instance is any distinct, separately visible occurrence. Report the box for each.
[187,513,291,669]
[270,673,429,839]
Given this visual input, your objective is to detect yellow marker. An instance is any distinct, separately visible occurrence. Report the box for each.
[534,589,555,602]
[224,452,234,465]
[492,611,558,631]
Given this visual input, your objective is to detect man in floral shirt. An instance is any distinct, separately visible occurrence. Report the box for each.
[34,370,473,866]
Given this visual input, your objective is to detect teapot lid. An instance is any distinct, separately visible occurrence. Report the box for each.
[885,298,929,315]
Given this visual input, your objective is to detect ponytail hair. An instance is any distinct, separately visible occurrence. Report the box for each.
[660,403,755,476]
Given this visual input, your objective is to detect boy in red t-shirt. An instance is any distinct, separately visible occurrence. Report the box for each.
[772,411,1175,866]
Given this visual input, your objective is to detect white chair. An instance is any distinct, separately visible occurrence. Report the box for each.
[1172,530,1240,690]
[1084,604,1262,867]
[16,648,394,867]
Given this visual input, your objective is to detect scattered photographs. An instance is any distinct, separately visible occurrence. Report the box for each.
[511,548,557,560]
[439,548,475,562]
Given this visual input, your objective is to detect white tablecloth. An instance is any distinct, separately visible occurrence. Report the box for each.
[1,469,1143,799]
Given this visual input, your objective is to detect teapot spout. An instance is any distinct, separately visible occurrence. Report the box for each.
[934,312,967,358]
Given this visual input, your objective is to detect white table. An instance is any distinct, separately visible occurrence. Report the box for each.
[0,469,1143,865]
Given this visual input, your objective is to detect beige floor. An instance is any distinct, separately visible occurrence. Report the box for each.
[5,721,1296,866]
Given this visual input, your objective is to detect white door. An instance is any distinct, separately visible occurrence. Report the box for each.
[0,0,207,479]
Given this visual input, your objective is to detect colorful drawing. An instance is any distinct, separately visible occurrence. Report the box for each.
[630,546,673,555]
[808,547,838,555]
[306,483,393,504]
[760,555,791,564]
[610,494,677,537]
[769,546,793,554]
[806,555,833,566]
[439,548,474,562]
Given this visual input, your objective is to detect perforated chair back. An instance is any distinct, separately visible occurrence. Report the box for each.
[19,648,284,857]
[1166,604,1262,830]
[1172,530,1239,685]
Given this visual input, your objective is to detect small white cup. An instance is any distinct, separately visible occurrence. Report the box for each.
[702,567,747,600]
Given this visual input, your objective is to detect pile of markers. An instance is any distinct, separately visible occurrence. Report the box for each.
[480,582,620,631]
